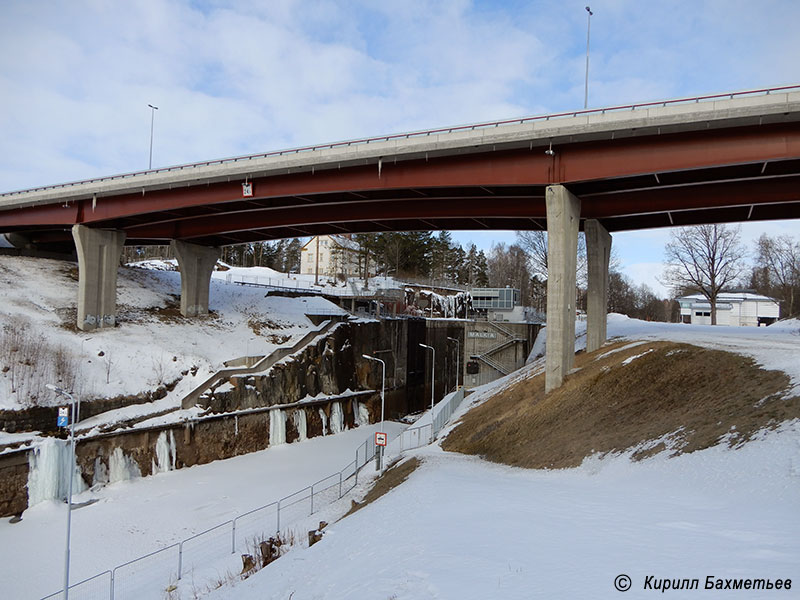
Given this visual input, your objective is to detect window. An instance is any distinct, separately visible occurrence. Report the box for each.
[307,253,314,262]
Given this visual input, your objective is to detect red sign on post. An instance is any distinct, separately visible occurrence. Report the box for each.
[375,432,387,447]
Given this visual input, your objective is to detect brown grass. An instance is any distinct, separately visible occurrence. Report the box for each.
[442,341,798,469]
[346,457,421,516]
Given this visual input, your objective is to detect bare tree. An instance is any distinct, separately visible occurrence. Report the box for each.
[754,233,800,317]
[515,230,588,284]
[662,224,746,325]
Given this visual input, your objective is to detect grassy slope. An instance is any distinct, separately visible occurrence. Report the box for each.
[442,341,799,468]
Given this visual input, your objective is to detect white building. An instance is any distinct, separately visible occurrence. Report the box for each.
[300,234,363,279]
[678,292,780,326]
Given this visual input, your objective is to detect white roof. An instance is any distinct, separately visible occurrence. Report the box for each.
[679,292,777,304]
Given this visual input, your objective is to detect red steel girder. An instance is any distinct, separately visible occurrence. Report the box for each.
[1,122,799,233]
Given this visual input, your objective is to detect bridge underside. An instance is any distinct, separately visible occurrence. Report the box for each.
[3,123,800,247]
[2,113,799,393]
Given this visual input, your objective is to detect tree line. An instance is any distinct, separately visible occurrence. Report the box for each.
[123,225,799,322]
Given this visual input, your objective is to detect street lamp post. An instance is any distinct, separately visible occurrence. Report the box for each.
[419,343,435,435]
[148,104,158,169]
[447,336,460,392]
[362,354,386,471]
[46,384,77,600]
[584,6,593,109]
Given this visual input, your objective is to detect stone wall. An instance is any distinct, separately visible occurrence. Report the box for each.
[0,381,178,435]
[0,450,28,516]
[204,319,414,415]
[1,392,378,517]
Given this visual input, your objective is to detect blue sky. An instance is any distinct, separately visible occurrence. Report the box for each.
[1,0,799,296]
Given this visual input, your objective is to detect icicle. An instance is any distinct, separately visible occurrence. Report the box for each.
[269,408,286,446]
[330,401,344,434]
[293,409,307,442]
[93,456,109,486]
[152,430,177,474]
[356,401,370,427]
[109,447,142,483]
[318,407,328,436]
[27,437,87,506]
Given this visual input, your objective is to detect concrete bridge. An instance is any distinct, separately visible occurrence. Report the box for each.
[2,85,799,392]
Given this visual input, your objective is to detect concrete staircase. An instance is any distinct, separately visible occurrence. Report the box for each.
[180,319,340,409]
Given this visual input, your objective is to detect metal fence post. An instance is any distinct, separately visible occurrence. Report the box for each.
[338,472,343,498]
[110,570,114,600]
[276,501,281,533]
[177,542,183,580]
[231,520,236,554]
[311,485,314,515]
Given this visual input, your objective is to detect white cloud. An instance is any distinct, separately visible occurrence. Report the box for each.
[0,0,798,291]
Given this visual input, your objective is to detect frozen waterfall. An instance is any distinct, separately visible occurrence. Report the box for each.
[27,437,87,507]
[293,409,307,442]
[330,401,344,434]
[152,430,177,474]
[109,447,142,483]
[270,408,286,446]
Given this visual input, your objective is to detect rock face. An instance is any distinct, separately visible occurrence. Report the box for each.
[204,320,414,414]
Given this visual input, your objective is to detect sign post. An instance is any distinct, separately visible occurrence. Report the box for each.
[375,432,387,447]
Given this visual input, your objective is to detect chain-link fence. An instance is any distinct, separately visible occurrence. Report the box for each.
[40,437,377,600]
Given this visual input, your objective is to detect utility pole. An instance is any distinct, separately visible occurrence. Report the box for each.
[315,235,320,285]
[584,6,593,109]
[148,104,159,169]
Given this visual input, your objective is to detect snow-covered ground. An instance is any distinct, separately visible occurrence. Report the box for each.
[3,254,799,599]
[208,428,800,600]
[0,255,349,418]
[199,316,800,600]
[0,422,406,600]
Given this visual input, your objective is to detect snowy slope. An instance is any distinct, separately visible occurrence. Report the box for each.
[0,255,348,412]
[209,428,800,600]
[0,422,405,600]
[200,316,800,600]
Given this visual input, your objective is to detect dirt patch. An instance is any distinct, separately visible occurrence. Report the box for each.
[346,457,421,516]
[442,341,798,469]
[248,317,288,336]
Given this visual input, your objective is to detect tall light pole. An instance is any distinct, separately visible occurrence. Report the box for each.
[447,336,460,392]
[419,343,435,435]
[46,384,76,600]
[584,6,593,109]
[362,354,386,471]
[148,103,158,170]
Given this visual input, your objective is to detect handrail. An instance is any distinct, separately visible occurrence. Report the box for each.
[4,84,799,198]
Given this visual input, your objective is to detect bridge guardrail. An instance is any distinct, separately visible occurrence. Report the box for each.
[5,84,800,197]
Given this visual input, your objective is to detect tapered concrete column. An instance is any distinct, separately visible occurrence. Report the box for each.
[72,224,126,331]
[545,185,581,393]
[585,219,612,353]
[171,240,221,317]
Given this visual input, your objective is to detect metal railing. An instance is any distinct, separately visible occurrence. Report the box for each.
[386,389,466,457]
[40,436,377,600]
[224,273,404,299]
[5,84,799,198]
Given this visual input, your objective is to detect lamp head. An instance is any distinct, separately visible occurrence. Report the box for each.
[586,6,592,15]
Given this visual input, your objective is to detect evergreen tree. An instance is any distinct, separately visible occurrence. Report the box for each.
[284,238,302,272]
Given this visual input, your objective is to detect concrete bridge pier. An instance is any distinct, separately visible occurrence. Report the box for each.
[171,240,221,317]
[72,224,126,331]
[545,185,580,393]
[585,219,612,353]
